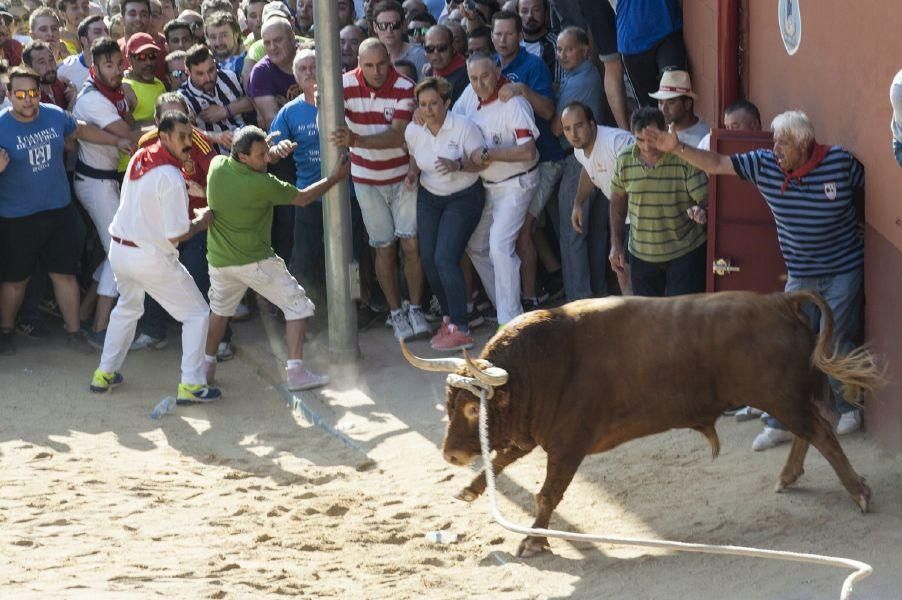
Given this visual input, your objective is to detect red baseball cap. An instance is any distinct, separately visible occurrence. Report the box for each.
[126,33,160,56]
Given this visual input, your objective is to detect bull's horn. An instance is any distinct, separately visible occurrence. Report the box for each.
[463,350,508,386]
[400,340,466,373]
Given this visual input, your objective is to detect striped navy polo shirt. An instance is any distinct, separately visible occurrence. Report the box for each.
[730,147,864,278]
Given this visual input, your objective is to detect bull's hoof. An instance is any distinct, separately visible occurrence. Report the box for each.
[516,536,549,558]
[455,487,480,502]
[775,468,804,493]
[855,482,872,513]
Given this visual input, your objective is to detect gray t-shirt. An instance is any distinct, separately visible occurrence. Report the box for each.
[556,60,604,151]
[677,118,711,148]
[398,43,428,80]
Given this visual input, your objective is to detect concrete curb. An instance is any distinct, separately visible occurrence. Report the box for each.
[231,309,375,468]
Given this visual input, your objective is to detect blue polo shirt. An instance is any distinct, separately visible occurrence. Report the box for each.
[731,147,864,278]
[0,104,77,218]
[616,0,683,55]
[501,48,565,163]
[556,60,604,151]
[270,97,321,191]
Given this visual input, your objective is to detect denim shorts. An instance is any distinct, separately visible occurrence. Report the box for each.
[355,181,418,247]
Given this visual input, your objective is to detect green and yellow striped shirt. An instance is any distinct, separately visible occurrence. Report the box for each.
[610,144,708,263]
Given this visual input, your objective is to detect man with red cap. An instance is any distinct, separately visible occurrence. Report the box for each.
[89,110,222,404]
[122,32,166,126]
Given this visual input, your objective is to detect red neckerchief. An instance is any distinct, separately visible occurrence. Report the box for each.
[128,140,182,181]
[41,80,68,109]
[434,54,466,78]
[477,75,510,110]
[87,66,132,121]
[355,65,400,94]
[780,142,831,193]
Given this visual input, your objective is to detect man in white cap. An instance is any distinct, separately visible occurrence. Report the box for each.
[649,68,709,148]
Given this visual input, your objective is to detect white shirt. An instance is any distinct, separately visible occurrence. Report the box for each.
[891,69,902,144]
[110,160,190,256]
[574,125,635,198]
[58,54,91,90]
[404,112,484,196]
[73,88,124,170]
[676,118,711,148]
[697,132,711,151]
[453,88,539,184]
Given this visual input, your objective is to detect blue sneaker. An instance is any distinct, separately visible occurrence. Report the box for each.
[176,383,222,404]
[90,369,123,393]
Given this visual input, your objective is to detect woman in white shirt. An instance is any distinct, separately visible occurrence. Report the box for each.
[404,76,485,351]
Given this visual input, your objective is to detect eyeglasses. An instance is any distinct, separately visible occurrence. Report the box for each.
[12,89,41,99]
[132,51,158,61]
[408,26,429,37]
[375,20,401,31]
[425,43,449,55]
[170,69,186,78]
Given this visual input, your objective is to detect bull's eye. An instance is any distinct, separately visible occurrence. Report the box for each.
[463,402,480,422]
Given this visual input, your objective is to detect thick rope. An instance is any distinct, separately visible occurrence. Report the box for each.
[476,389,872,599]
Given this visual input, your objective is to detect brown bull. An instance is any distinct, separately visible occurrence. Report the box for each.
[402,291,883,557]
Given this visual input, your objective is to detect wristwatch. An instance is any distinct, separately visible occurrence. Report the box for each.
[481,146,491,165]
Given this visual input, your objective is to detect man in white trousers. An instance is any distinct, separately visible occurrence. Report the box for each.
[73,36,138,348]
[90,110,221,403]
[453,51,539,326]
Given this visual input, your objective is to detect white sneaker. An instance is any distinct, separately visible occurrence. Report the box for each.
[216,341,234,361]
[390,311,414,341]
[408,306,430,338]
[735,406,764,422]
[130,333,167,351]
[752,426,793,451]
[836,410,862,435]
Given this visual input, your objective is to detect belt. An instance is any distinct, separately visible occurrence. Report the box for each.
[484,163,539,185]
[75,160,120,181]
[112,236,138,248]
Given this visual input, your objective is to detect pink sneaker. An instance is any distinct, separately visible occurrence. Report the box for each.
[430,316,451,348]
[204,360,217,384]
[286,365,330,391]
[431,324,473,351]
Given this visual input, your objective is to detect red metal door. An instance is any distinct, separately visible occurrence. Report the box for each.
[706,129,787,293]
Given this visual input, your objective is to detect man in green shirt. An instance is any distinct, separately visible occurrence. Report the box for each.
[609,107,708,297]
[204,126,349,391]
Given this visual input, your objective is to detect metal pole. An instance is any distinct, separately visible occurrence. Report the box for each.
[314,0,360,361]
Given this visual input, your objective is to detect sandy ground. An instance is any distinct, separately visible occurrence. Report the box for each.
[1,315,901,600]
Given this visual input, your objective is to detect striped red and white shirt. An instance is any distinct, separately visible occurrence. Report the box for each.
[342,67,415,185]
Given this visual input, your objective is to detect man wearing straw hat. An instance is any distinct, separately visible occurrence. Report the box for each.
[649,68,709,149]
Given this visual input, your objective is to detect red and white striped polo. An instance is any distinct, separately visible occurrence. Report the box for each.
[342,67,415,186]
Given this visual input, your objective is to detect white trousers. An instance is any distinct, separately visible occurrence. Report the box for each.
[467,171,538,324]
[74,177,120,298]
[99,243,210,385]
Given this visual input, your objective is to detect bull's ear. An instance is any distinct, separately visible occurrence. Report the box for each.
[494,390,509,409]
[463,402,480,422]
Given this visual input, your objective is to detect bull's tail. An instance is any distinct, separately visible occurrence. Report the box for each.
[788,291,885,406]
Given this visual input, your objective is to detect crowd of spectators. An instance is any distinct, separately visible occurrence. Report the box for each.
[0,0,870,440]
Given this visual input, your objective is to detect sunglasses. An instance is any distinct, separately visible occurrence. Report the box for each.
[375,20,401,31]
[408,26,428,37]
[132,51,158,61]
[13,89,40,99]
[170,69,186,78]
[424,43,449,55]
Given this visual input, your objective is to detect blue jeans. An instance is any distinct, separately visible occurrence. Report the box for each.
[765,267,863,430]
[141,232,231,342]
[558,154,609,300]
[417,181,485,329]
[289,200,324,290]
